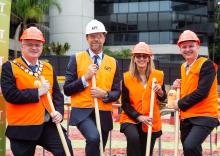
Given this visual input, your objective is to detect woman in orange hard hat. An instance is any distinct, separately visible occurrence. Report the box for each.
[119,42,167,156]
[1,27,73,156]
[170,30,219,156]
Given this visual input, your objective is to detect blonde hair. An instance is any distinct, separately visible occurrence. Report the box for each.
[129,55,154,82]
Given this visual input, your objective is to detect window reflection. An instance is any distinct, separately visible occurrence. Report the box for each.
[95,0,212,46]
[160,1,171,11]
[128,14,137,31]
[139,32,149,43]
[139,2,149,12]
[113,3,119,13]
[110,15,117,32]
[119,3,128,13]
[159,12,171,30]
[138,13,148,30]
[149,32,159,44]
[159,32,170,44]
[148,13,158,30]
[125,33,138,44]
[118,14,127,31]
[129,2,138,13]
[149,1,159,12]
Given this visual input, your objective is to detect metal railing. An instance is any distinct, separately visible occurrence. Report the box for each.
[158,108,215,156]
[158,108,177,156]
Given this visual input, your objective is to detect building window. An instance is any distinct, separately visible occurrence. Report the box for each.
[159,31,170,44]
[95,0,212,46]
[160,1,171,11]
[128,13,137,31]
[118,14,127,31]
[129,2,138,13]
[125,33,138,44]
[149,1,159,12]
[159,12,171,30]
[110,14,118,32]
[149,32,159,44]
[138,13,148,30]
[119,3,128,13]
[148,12,158,30]
[113,3,119,13]
[139,2,149,12]
[139,32,149,43]
[114,33,124,45]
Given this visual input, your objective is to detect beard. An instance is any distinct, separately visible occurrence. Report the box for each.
[90,43,103,53]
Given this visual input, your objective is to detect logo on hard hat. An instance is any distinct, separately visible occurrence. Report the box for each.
[92,26,98,30]
[86,19,107,35]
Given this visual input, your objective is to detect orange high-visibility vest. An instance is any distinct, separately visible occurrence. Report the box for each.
[120,70,164,132]
[70,51,117,111]
[6,57,54,125]
[180,57,219,119]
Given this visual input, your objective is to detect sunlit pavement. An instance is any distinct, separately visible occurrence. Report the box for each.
[6,114,220,156]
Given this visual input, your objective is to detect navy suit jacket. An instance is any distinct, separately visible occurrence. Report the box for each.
[63,53,121,132]
[1,60,64,140]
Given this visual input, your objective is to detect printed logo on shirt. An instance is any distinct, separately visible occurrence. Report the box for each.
[92,26,98,30]
[104,66,111,72]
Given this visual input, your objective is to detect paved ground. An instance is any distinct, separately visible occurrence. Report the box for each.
[6,113,220,156]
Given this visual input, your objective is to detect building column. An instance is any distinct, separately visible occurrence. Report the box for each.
[49,0,94,55]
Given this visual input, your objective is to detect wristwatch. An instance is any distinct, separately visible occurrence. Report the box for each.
[103,91,109,98]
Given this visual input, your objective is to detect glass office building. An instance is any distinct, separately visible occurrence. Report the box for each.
[9,0,215,58]
[95,0,215,59]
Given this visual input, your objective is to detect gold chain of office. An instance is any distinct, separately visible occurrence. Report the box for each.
[12,60,44,78]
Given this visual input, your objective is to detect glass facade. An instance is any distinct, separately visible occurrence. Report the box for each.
[95,0,214,46]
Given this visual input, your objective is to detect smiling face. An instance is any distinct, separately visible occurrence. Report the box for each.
[133,53,151,71]
[86,32,106,54]
[179,41,199,64]
[21,39,43,64]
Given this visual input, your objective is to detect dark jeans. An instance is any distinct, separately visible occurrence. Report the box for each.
[10,122,73,156]
[77,114,109,156]
[180,119,215,156]
[121,123,161,156]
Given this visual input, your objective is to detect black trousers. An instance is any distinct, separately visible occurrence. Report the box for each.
[77,113,109,156]
[9,122,73,156]
[180,119,215,156]
[121,123,161,156]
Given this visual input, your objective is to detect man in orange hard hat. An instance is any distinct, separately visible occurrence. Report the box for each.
[1,26,73,155]
[63,19,120,156]
[170,30,219,156]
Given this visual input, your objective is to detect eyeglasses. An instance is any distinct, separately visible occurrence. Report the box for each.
[22,43,43,48]
[135,54,150,59]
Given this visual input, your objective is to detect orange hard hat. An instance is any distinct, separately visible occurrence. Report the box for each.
[20,27,45,43]
[132,42,152,56]
[177,30,200,47]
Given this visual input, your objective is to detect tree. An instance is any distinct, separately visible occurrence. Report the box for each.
[11,0,62,58]
[104,47,131,59]
[43,42,71,56]
[209,2,220,64]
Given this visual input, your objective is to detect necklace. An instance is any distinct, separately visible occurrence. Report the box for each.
[12,60,44,78]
